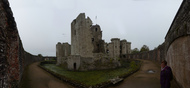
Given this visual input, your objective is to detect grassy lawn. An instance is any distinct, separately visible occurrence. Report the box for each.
[40,61,140,87]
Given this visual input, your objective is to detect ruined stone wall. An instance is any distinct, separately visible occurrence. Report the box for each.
[56,42,71,65]
[108,43,114,57]
[91,25,105,53]
[67,54,120,71]
[104,43,109,54]
[63,43,71,56]
[71,13,94,57]
[91,25,102,41]
[67,55,81,70]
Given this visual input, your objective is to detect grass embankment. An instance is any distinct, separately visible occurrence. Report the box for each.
[39,60,141,88]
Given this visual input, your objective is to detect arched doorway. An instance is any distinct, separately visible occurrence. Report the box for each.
[73,63,76,70]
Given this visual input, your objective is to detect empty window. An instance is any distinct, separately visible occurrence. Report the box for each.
[74,63,76,70]
[74,30,76,35]
[92,38,94,42]
[95,28,98,32]
[106,49,109,53]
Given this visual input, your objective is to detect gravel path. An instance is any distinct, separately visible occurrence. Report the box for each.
[25,62,74,88]
[109,59,161,88]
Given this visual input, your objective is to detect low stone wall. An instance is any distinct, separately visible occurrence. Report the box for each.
[126,43,165,63]
[23,51,44,68]
[65,55,121,71]
[80,57,120,71]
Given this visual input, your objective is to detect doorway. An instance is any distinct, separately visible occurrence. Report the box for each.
[73,63,76,70]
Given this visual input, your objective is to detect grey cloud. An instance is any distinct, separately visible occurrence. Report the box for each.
[9,0,182,56]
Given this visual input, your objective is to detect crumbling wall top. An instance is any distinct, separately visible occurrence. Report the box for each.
[111,38,120,41]
[120,39,127,42]
[57,42,61,44]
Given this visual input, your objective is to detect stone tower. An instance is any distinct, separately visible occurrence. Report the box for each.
[56,42,63,65]
[91,25,105,53]
[120,40,131,57]
[120,40,128,55]
[120,40,131,54]
[126,42,131,54]
[71,13,94,57]
[56,42,71,65]
[108,38,121,58]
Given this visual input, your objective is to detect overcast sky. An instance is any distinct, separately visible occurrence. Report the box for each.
[9,0,182,56]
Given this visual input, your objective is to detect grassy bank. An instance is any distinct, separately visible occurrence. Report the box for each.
[39,60,141,88]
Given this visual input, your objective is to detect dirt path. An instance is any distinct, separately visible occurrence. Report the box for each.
[22,60,161,88]
[109,59,161,88]
[24,62,74,88]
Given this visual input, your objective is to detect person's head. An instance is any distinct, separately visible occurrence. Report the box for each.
[161,60,167,68]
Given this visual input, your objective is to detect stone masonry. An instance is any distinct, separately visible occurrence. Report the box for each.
[0,0,22,87]
[105,39,131,58]
[71,13,94,57]
[165,1,190,88]
[57,13,131,71]
[56,42,71,65]
[91,25,105,53]
[107,38,120,58]
[0,0,43,87]
[120,39,131,57]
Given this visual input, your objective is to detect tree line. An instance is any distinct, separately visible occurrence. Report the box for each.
[131,45,149,54]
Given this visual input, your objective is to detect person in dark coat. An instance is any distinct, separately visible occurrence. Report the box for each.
[160,60,173,88]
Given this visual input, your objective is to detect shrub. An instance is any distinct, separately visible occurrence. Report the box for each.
[130,61,137,69]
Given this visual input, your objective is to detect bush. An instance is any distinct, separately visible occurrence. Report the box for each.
[130,61,137,69]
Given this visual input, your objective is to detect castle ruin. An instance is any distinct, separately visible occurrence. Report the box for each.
[56,13,131,71]
[1,0,189,87]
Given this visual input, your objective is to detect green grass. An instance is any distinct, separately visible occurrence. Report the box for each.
[40,61,140,87]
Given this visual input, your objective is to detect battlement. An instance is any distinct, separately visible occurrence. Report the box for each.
[111,38,120,41]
